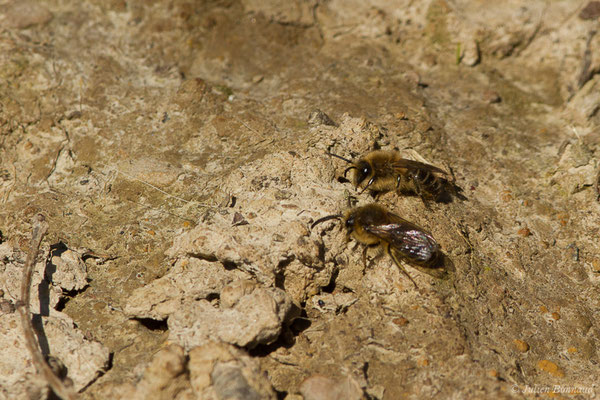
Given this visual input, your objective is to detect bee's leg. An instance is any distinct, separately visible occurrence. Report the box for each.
[420,196,431,210]
[447,165,457,184]
[364,244,385,268]
[359,177,375,195]
[388,247,418,288]
[394,175,403,197]
[412,174,431,209]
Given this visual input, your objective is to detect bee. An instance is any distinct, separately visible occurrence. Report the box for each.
[312,203,445,288]
[327,150,454,205]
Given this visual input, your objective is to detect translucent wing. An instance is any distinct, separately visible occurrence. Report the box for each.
[407,256,448,278]
[391,159,447,175]
[363,215,439,263]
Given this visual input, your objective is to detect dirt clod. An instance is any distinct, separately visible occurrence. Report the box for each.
[1,0,600,398]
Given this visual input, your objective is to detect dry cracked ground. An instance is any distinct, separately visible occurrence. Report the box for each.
[1,0,600,399]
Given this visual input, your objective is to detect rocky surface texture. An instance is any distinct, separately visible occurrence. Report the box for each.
[1,0,599,399]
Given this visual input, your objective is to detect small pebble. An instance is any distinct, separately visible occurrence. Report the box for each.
[513,339,529,353]
[307,109,336,127]
[500,190,513,202]
[3,1,53,29]
[232,212,248,226]
[300,375,363,400]
[483,90,501,104]
[579,1,600,20]
[392,317,409,326]
[536,360,565,378]
[0,299,15,314]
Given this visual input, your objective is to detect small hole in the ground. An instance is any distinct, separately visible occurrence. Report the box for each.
[54,288,84,312]
[134,318,168,332]
[290,309,311,334]
[222,260,237,270]
[321,267,338,293]
[205,293,220,302]
[275,389,288,400]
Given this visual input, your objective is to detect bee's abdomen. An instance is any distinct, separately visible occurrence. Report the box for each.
[414,168,443,196]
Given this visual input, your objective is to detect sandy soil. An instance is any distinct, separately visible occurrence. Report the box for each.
[1,0,600,399]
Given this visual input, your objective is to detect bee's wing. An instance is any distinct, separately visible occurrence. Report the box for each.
[391,159,448,175]
[405,257,448,278]
[364,217,439,263]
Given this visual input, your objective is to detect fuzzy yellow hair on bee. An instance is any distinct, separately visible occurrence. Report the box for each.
[312,203,446,288]
[327,150,456,205]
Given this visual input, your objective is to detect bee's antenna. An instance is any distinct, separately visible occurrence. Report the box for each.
[326,152,353,164]
[343,166,357,177]
[359,177,375,194]
[311,214,343,229]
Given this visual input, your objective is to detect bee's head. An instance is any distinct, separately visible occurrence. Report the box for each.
[312,208,358,234]
[342,205,387,246]
[353,160,371,186]
[350,204,387,226]
[344,214,355,232]
[326,151,372,189]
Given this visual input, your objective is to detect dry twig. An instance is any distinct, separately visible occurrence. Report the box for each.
[596,167,600,202]
[17,214,77,400]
